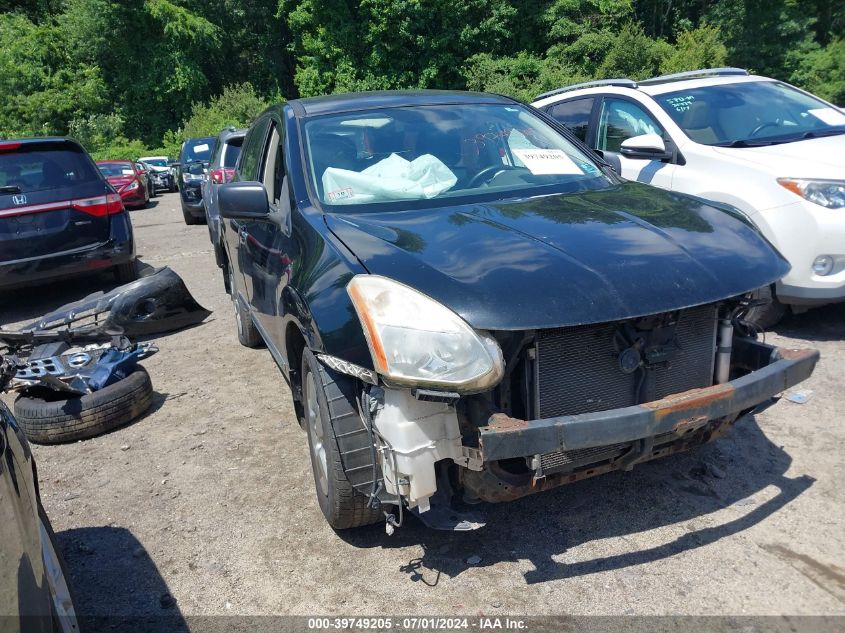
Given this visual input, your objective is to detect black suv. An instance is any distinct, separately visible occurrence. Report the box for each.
[176,136,215,225]
[217,91,816,533]
[0,137,137,290]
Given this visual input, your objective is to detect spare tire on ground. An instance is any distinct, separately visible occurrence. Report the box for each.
[13,367,154,444]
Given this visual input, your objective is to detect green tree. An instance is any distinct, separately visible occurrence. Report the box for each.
[63,0,222,143]
[463,52,587,102]
[181,83,275,138]
[788,37,845,103]
[0,12,106,137]
[659,25,728,75]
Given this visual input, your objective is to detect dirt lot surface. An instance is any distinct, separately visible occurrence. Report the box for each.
[2,192,844,624]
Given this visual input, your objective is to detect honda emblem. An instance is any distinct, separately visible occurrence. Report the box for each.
[12,194,27,206]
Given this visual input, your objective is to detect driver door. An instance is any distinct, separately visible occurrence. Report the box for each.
[242,120,298,347]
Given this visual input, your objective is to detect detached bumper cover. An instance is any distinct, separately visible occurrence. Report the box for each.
[478,338,818,462]
[19,266,211,338]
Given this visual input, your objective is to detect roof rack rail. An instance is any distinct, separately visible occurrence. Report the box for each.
[639,67,749,86]
[534,78,637,101]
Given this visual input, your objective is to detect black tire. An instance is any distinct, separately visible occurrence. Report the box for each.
[150,183,157,198]
[229,263,262,347]
[14,367,153,444]
[113,259,139,283]
[745,285,787,329]
[182,202,199,225]
[301,349,382,530]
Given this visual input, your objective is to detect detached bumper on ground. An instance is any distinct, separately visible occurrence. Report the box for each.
[478,338,818,461]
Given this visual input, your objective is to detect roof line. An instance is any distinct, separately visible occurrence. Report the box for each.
[638,67,749,86]
[534,79,637,101]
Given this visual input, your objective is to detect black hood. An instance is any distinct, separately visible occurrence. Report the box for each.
[325,182,789,330]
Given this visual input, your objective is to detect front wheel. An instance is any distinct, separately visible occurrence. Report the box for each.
[301,349,382,530]
[745,285,787,329]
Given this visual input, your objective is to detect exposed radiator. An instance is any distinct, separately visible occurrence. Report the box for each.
[535,303,718,419]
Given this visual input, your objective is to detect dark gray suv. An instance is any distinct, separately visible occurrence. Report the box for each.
[202,127,245,270]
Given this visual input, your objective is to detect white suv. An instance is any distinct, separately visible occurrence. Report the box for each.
[532,68,845,325]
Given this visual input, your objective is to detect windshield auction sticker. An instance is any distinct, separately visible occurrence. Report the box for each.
[807,108,845,126]
[326,187,355,203]
[511,149,583,175]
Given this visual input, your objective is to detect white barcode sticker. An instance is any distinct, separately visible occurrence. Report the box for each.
[512,149,583,175]
[326,187,354,202]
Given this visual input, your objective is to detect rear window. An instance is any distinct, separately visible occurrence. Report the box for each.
[97,162,135,177]
[0,144,100,201]
[223,140,243,168]
[182,138,215,163]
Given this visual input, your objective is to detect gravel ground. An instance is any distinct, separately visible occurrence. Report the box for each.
[2,192,844,625]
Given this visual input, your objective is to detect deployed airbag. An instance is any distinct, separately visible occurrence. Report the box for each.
[323,153,457,204]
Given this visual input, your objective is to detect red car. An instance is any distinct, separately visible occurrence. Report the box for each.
[96,160,150,209]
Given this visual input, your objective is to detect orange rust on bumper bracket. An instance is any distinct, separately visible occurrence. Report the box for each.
[477,338,819,463]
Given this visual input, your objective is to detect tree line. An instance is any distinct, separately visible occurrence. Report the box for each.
[1,0,841,158]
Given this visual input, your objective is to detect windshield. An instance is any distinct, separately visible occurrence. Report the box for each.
[97,162,135,177]
[303,103,608,208]
[183,138,215,163]
[141,158,168,167]
[656,80,845,146]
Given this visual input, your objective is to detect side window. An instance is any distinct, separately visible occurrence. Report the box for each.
[238,118,271,180]
[546,97,594,142]
[210,139,222,165]
[597,98,662,153]
[260,123,286,206]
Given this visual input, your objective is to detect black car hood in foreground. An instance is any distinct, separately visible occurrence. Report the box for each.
[326,182,789,330]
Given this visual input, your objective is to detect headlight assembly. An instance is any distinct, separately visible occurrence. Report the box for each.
[123,180,139,192]
[778,178,845,209]
[347,275,504,393]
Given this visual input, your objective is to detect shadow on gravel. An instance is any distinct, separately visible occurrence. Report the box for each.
[56,526,188,632]
[339,414,814,585]
[771,302,845,342]
[130,199,160,211]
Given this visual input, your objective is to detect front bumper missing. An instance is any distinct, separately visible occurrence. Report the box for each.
[477,337,818,463]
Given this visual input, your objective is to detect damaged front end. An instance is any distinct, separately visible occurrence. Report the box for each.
[330,289,818,532]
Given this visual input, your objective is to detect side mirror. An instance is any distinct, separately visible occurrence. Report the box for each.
[219,181,270,220]
[620,134,673,161]
[169,162,180,168]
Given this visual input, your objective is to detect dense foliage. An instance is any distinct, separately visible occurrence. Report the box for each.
[0,0,841,157]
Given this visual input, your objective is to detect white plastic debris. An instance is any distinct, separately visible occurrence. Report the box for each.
[466,554,482,565]
[322,153,457,205]
[784,389,813,404]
